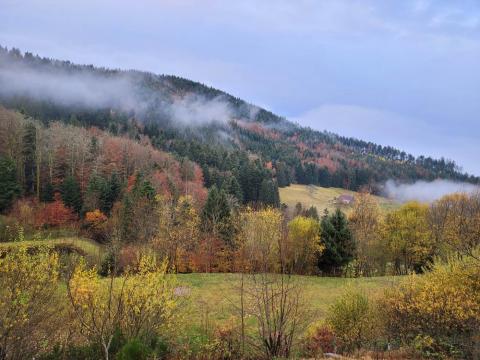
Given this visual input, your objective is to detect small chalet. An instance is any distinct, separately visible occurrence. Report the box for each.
[337,194,355,205]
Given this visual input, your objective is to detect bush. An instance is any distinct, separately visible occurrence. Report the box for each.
[302,323,336,358]
[117,339,150,360]
[325,287,382,354]
[381,253,480,359]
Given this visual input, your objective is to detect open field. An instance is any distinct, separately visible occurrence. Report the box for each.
[176,273,400,328]
[279,184,398,214]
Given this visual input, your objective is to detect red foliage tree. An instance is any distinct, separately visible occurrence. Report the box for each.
[36,193,77,227]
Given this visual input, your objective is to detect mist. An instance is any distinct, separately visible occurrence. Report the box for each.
[0,52,236,126]
[384,179,480,203]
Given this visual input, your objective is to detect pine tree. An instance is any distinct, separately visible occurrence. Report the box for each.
[317,208,355,275]
[61,176,83,214]
[102,172,121,214]
[83,173,107,213]
[40,182,54,203]
[222,175,243,203]
[0,157,21,213]
[202,186,233,243]
[259,179,280,207]
[22,123,36,195]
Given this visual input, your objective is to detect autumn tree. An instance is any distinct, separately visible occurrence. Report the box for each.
[382,202,434,274]
[238,207,283,273]
[348,192,383,276]
[68,255,179,360]
[429,192,480,261]
[287,216,323,274]
[36,193,78,227]
[236,208,310,358]
[154,195,200,271]
[0,246,62,359]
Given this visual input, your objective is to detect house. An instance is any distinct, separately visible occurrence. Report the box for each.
[337,194,355,205]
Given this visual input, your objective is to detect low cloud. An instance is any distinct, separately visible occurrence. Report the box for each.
[0,51,237,127]
[384,179,479,203]
[169,94,233,126]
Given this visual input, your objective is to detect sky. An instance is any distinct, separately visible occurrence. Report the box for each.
[1,0,479,175]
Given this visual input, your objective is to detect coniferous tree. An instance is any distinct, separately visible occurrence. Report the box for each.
[102,172,121,214]
[258,179,280,207]
[0,157,21,213]
[317,208,355,275]
[222,175,243,203]
[22,123,36,195]
[61,176,83,214]
[83,173,107,213]
[202,186,233,243]
[40,182,54,203]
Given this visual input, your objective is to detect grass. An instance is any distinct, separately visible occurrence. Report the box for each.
[0,237,104,262]
[279,184,398,215]
[176,273,400,327]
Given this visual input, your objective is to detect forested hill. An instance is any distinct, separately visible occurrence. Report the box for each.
[1,46,478,200]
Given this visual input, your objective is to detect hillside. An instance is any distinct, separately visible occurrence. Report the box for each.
[279,184,398,215]
[1,45,478,200]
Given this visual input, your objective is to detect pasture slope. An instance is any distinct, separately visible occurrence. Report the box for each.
[279,184,398,215]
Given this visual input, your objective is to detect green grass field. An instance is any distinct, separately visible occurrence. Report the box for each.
[176,273,400,329]
[279,184,398,214]
[0,237,104,263]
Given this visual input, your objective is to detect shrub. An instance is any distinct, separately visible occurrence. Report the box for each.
[325,287,381,354]
[302,323,337,358]
[117,339,150,360]
[381,253,480,359]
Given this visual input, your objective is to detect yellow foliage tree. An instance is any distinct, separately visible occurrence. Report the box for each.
[237,207,283,273]
[348,192,384,276]
[381,253,480,358]
[68,254,178,360]
[382,201,434,274]
[429,192,480,261]
[0,246,61,359]
[287,216,323,274]
[154,195,200,272]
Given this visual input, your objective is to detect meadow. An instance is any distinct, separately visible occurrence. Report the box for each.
[279,184,398,214]
[176,273,400,327]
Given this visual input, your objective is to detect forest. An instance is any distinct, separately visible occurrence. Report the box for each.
[0,46,479,360]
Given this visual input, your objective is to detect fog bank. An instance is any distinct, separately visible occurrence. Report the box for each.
[384,179,479,203]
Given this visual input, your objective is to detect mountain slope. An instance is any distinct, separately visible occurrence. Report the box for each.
[1,46,478,198]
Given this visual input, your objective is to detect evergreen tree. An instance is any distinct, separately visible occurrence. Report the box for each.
[102,172,122,214]
[61,176,83,214]
[83,173,107,213]
[40,182,54,203]
[119,193,135,243]
[202,186,233,243]
[22,123,36,195]
[304,206,319,221]
[222,175,243,202]
[317,208,355,275]
[258,179,280,207]
[0,157,21,213]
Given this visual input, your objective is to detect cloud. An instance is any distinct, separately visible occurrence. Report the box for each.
[0,51,238,127]
[168,94,234,126]
[0,59,139,110]
[384,179,480,203]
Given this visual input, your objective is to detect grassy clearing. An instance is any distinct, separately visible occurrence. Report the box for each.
[176,273,400,328]
[279,184,398,215]
[0,237,104,261]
